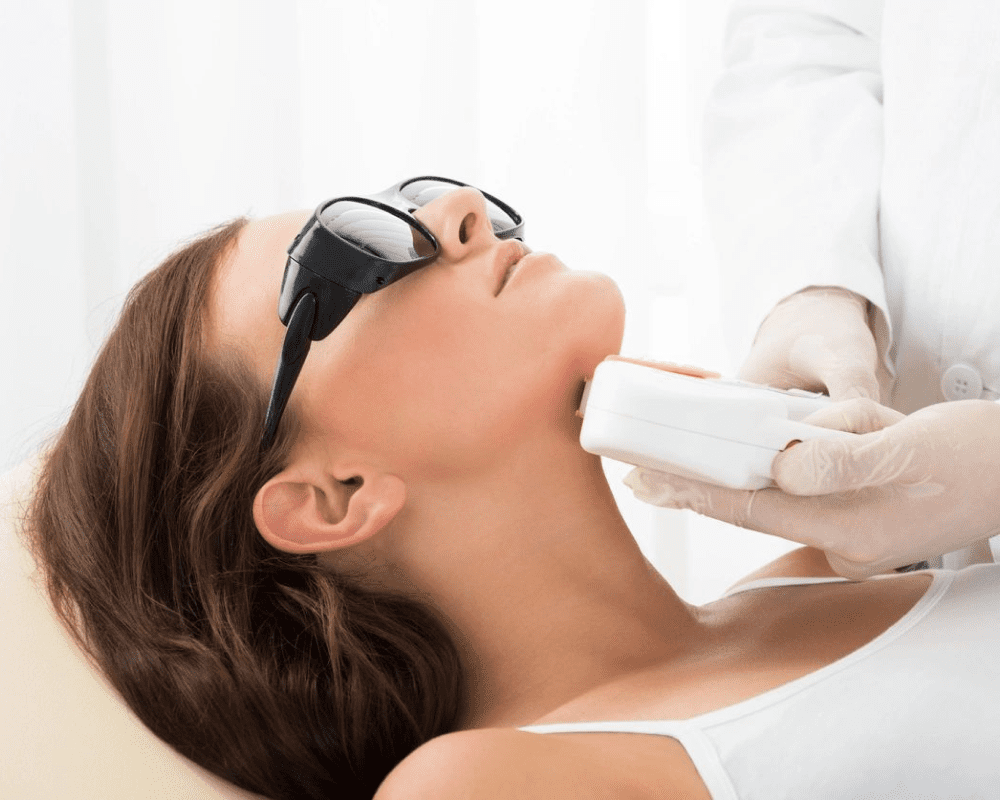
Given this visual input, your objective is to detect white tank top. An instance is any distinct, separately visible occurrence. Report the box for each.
[520,566,1000,799]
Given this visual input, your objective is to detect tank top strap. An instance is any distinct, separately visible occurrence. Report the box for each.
[722,575,851,598]
[518,720,739,800]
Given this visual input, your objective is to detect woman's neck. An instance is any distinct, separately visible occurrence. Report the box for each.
[372,422,706,730]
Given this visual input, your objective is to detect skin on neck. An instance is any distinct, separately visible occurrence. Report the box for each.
[323,380,708,730]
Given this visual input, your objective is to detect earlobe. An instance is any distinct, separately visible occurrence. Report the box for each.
[253,470,406,555]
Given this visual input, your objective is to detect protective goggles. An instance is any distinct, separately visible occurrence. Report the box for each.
[261,176,524,450]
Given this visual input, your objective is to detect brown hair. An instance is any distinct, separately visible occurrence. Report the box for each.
[26,219,462,799]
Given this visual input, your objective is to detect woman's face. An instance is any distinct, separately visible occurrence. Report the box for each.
[211,187,625,479]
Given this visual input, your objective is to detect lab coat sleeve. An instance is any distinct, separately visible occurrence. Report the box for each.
[703,0,891,371]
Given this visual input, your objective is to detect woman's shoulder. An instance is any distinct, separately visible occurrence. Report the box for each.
[375,726,708,800]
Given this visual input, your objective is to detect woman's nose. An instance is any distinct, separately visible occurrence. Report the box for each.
[416,186,497,261]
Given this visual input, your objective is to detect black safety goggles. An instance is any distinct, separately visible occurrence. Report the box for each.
[261,176,524,450]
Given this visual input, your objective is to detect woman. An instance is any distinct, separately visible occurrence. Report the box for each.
[27,184,1000,799]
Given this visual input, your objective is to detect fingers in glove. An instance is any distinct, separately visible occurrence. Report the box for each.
[821,367,882,403]
[788,334,881,403]
[623,467,870,555]
[624,468,759,525]
[625,468,912,564]
[623,468,803,537]
[772,428,926,496]
[798,398,905,434]
[737,357,806,392]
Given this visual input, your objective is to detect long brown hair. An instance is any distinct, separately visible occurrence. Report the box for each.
[26,219,462,799]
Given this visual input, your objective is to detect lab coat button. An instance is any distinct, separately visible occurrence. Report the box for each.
[940,364,984,401]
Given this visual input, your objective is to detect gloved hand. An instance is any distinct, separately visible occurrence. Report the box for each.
[740,286,885,402]
[625,398,1000,579]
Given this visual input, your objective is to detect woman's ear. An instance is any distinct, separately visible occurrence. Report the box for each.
[253,467,406,555]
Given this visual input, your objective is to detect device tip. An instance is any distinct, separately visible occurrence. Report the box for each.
[605,354,722,379]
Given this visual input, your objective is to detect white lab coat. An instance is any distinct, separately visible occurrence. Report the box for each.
[703,0,1000,569]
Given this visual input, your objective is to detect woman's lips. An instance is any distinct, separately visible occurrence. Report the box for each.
[494,240,531,296]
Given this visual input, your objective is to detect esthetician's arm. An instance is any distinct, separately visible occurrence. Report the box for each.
[704,0,891,400]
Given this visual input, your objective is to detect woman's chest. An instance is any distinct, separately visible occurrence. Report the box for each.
[519,575,935,798]
[543,574,932,725]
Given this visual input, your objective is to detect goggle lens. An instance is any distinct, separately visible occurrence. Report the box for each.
[319,200,436,261]
[399,178,520,236]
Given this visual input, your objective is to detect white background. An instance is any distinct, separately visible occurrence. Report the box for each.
[0,0,797,604]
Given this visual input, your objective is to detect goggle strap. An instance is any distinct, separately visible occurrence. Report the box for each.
[261,292,317,450]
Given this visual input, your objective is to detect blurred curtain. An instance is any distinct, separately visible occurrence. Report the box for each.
[0,0,795,602]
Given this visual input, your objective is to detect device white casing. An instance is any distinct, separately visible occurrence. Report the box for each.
[579,358,854,490]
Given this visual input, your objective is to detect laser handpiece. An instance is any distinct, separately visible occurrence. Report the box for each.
[578,356,855,490]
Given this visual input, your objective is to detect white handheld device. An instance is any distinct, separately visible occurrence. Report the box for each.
[579,356,855,490]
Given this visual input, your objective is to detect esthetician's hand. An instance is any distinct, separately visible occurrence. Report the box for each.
[625,398,1000,579]
[740,286,885,402]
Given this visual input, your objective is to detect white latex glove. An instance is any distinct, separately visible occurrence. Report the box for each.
[740,286,885,402]
[625,398,1000,579]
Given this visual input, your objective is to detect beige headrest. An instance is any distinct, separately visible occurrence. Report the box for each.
[0,457,266,799]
